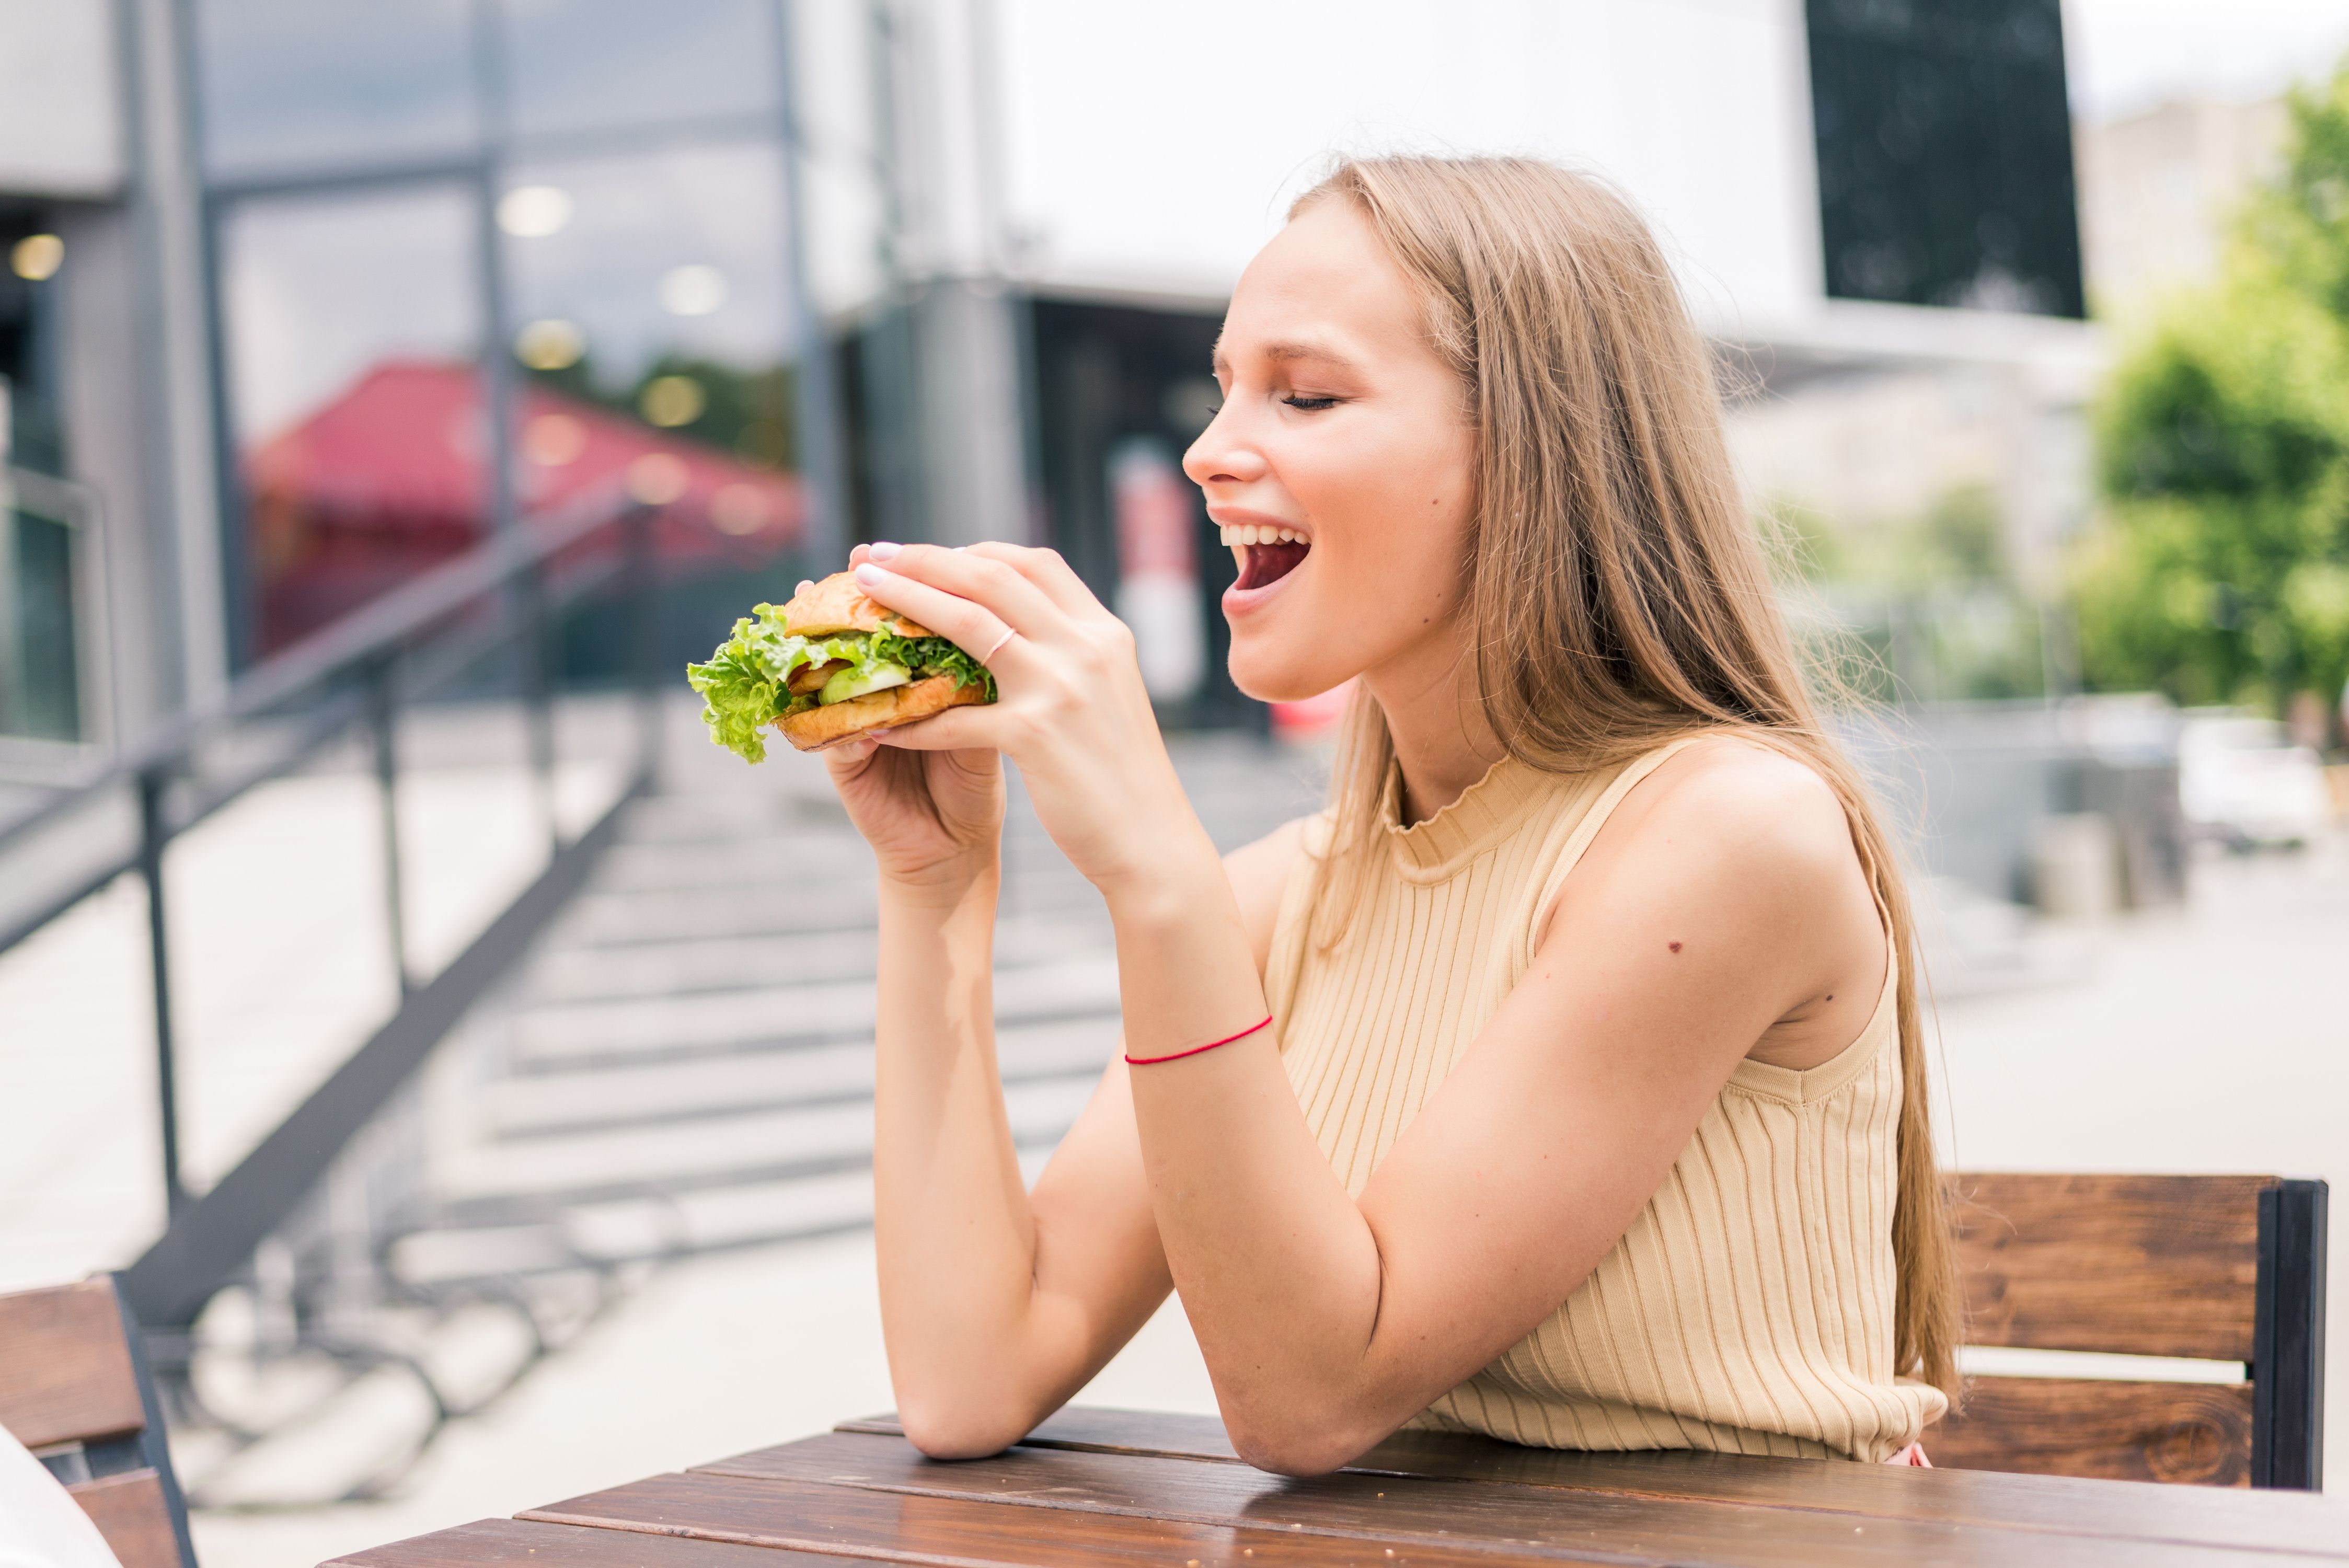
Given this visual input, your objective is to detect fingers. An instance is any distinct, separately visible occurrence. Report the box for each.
[863,544,1066,639]
[963,541,1103,618]
[868,705,997,752]
[822,732,882,771]
[851,563,1019,665]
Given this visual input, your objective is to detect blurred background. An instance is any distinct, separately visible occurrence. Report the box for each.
[3,0,2347,1558]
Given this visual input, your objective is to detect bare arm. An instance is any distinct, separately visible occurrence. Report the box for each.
[865,800,1307,1456]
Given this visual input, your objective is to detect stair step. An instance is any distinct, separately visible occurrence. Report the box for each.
[433,1075,1092,1215]
[383,731,1321,1297]
[558,886,884,946]
[511,956,1121,1064]
[525,912,1114,1003]
[482,1016,1118,1139]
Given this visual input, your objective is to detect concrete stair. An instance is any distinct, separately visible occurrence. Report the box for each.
[387,724,1326,1283]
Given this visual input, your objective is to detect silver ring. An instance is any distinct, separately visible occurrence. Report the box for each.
[981,626,1018,664]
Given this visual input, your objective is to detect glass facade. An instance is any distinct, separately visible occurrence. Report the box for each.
[195,0,481,180]
[193,0,817,664]
[500,0,779,140]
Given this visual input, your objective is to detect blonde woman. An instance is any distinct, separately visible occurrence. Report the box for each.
[824,155,1959,1475]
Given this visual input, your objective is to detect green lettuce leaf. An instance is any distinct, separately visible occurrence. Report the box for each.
[685,604,999,764]
[868,631,998,701]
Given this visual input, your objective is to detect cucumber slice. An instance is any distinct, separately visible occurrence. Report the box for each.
[819,662,912,705]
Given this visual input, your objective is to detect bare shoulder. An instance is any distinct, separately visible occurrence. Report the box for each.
[1564,734,1868,941]
[1224,814,1315,972]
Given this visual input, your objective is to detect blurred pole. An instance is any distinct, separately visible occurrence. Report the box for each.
[469,0,520,544]
[626,504,664,788]
[368,657,414,998]
[775,0,849,569]
[870,0,1030,549]
[136,766,187,1219]
[118,0,234,699]
[470,3,557,845]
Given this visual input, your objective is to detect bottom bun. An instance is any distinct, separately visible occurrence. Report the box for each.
[776,674,990,752]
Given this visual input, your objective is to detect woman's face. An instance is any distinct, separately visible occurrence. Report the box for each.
[1184,199,1478,704]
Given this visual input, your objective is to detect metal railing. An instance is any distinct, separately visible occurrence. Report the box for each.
[0,485,665,1329]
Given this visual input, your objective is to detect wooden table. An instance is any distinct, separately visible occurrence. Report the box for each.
[331,1406,2349,1567]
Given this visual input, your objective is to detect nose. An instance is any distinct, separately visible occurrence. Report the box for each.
[1182,398,1265,490]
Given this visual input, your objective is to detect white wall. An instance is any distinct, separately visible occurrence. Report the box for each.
[988,0,1823,328]
[0,0,124,198]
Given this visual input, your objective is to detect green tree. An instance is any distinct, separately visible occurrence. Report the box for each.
[2077,62,2349,713]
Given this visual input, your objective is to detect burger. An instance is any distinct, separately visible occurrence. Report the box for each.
[687,570,997,760]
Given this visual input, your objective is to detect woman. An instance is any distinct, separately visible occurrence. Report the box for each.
[820,155,1959,1476]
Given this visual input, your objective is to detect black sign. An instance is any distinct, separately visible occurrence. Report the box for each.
[1806,0,2086,318]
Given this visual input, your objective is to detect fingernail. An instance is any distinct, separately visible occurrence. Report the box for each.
[855,562,888,585]
[868,541,902,561]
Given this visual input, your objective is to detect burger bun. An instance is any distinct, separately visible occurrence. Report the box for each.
[776,674,987,752]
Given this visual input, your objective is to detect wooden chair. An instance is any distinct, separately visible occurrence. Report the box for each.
[0,1275,198,1568]
[1930,1173,2328,1489]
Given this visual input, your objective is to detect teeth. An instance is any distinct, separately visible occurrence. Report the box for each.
[1218,523,1307,547]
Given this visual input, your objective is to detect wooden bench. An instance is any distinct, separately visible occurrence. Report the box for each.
[0,1275,198,1568]
[1932,1172,2328,1488]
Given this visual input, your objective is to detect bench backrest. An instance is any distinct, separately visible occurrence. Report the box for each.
[1929,1173,2327,1489]
[0,1277,198,1568]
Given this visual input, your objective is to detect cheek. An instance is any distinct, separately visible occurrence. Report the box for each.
[1295,422,1475,587]
[1224,422,1475,699]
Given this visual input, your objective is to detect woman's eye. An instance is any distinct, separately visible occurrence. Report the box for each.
[1282,395,1340,411]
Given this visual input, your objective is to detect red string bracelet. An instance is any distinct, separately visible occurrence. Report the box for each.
[1125,1014,1272,1066]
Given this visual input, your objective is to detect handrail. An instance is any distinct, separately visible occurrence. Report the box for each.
[0,480,638,854]
[1,486,668,1315]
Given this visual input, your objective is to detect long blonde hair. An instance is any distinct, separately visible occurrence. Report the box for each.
[1295,155,1961,1399]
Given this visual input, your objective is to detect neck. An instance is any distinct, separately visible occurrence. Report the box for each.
[1362,625,1503,827]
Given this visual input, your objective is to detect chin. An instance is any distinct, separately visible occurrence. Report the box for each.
[1225,635,1353,706]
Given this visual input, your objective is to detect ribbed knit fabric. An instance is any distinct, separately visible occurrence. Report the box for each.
[1262,737,1947,1463]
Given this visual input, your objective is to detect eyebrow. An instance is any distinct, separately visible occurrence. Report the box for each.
[1210,336,1364,378]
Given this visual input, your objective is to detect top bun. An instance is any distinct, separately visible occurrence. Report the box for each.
[779,570,936,639]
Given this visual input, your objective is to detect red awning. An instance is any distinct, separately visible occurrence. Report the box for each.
[246,360,805,553]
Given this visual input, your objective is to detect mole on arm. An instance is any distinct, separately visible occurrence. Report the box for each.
[1667,940,1683,954]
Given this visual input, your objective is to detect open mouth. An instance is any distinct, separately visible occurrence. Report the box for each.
[1220,523,1310,591]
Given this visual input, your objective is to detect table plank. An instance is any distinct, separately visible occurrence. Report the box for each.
[694,1430,2342,1567]
[525,1470,1594,1567]
[323,1516,849,1568]
[835,1408,2349,1557]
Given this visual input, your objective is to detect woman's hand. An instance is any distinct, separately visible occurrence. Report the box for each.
[823,736,1005,890]
[813,546,1006,890]
[844,541,1218,899]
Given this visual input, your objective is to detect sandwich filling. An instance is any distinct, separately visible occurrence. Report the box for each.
[688,602,995,763]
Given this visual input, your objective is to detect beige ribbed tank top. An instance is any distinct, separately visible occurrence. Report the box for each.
[1262,737,1947,1463]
